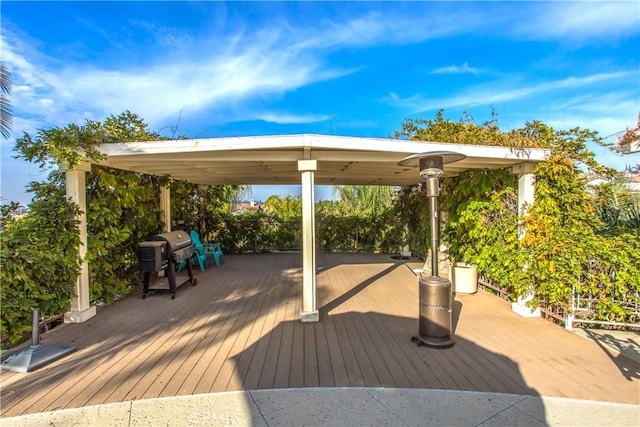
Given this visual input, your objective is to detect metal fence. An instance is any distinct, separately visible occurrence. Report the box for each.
[565,285,639,330]
[477,275,640,331]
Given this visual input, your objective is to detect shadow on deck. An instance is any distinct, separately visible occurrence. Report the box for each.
[0,253,637,419]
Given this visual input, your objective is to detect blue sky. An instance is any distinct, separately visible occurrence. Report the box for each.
[1,1,639,205]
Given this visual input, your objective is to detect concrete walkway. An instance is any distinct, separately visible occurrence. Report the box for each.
[2,388,638,426]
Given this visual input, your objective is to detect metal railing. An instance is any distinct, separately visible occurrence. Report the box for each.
[477,276,510,301]
[476,275,640,331]
[565,285,639,330]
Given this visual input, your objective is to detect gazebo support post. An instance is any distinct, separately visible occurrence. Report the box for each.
[160,184,171,233]
[62,161,97,323]
[512,162,541,318]
[298,159,319,322]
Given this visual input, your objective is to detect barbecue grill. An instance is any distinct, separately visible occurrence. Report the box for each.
[138,230,197,299]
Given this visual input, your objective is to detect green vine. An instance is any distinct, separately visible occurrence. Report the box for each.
[1,192,81,347]
[396,111,639,321]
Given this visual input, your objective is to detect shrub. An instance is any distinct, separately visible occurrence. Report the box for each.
[1,193,80,348]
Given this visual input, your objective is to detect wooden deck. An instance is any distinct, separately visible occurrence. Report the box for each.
[1,253,638,417]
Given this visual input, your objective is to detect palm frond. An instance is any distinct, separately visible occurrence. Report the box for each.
[0,62,13,139]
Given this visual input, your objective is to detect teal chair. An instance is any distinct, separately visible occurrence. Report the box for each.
[190,230,224,267]
[177,245,208,273]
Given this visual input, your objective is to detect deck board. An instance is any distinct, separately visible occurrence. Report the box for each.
[1,252,638,418]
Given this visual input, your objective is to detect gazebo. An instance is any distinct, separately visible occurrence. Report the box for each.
[61,134,548,324]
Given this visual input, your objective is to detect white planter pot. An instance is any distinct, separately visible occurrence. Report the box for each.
[450,262,478,294]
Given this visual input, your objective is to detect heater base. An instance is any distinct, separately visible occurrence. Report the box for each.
[1,343,77,373]
[412,335,454,349]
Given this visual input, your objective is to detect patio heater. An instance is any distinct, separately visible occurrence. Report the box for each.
[398,151,466,348]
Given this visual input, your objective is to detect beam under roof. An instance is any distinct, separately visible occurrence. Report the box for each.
[96,134,548,186]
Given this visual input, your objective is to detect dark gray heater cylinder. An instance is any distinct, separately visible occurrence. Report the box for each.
[417,276,454,347]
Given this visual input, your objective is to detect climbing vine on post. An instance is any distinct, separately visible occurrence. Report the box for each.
[394,111,638,322]
[11,112,168,305]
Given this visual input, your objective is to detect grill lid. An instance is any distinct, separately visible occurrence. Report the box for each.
[149,230,192,253]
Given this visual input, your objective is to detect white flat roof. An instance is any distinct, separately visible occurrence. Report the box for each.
[96,134,549,186]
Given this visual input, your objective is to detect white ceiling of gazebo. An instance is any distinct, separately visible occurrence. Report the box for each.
[96,134,549,186]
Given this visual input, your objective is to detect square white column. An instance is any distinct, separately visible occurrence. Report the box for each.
[62,161,97,323]
[298,160,319,322]
[160,185,171,232]
[512,162,540,318]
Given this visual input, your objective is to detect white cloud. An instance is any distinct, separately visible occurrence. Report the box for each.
[1,23,354,133]
[549,92,637,118]
[314,3,640,46]
[541,94,639,144]
[548,115,630,138]
[291,10,462,50]
[431,62,481,75]
[250,112,331,125]
[390,71,634,112]
[510,89,639,144]
[512,1,640,41]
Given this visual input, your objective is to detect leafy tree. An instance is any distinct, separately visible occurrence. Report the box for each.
[332,185,396,217]
[592,179,640,237]
[325,186,398,251]
[393,185,432,257]
[261,195,302,250]
[170,181,249,243]
[395,110,540,148]
[315,189,402,253]
[13,112,166,303]
[264,194,302,220]
[1,190,80,347]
